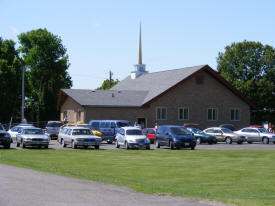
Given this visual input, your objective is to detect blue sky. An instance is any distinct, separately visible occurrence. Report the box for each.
[1,0,274,89]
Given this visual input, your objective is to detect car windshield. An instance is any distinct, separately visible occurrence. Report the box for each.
[258,128,270,133]
[221,128,233,133]
[117,121,133,128]
[72,129,92,135]
[147,129,156,134]
[188,127,203,134]
[47,122,63,127]
[126,129,142,135]
[24,129,44,135]
[171,127,192,135]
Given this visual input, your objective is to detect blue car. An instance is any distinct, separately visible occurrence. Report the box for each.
[185,127,217,144]
[155,125,196,150]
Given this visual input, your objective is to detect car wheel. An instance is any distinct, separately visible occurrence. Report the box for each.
[72,141,77,149]
[225,137,232,144]
[170,141,174,150]
[196,137,201,144]
[62,139,66,148]
[146,145,150,150]
[262,137,269,144]
[16,142,20,147]
[44,145,48,149]
[94,145,99,149]
[191,146,195,150]
[4,144,10,149]
[247,141,252,144]
[273,142,275,144]
[115,140,120,148]
[155,140,160,148]
[125,141,130,150]
[237,141,243,144]
[21,142,26,148]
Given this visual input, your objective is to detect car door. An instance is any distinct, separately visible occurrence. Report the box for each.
[9,127,19,140]
[163,128,170,146]
[249,129,261,142]
[214,129,224,141]
[64,129,71,144]
[16,128,23,143]
[116,128,123,145]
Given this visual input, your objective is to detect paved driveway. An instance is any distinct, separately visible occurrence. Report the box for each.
[0,164,232,206]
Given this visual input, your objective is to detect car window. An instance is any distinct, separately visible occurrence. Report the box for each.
[72,129,91,135]
[110,122,116,128]
[242,129,249,132]
[11,127,19,132]
[91,122,100,129]
[258,128,269,133]
[170,127,191,135]
[147,129,156,134]
[66,129,72,135]
[249,129,258,133]
[117,121,133,128]
[47,122,63,127]
[126,129,142,135]
[24,129,44,135]
[205,129,214,133]
[221,128,233,133]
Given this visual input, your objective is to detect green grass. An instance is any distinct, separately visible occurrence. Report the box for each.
[0,149,275,206]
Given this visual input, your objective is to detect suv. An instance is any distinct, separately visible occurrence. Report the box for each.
[59,126,101,149]
[0,123,11,149]
[235,127,275,144]
[115,127,150,149]
[203,127,246,144]
[89,120,133,143]
[45,121,63,139]
[155,125,196,150]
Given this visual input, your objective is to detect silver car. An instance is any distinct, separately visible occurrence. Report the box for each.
[115,127,150,149]
[59,127,101,149]
[203,127,246,144]
[16,127,50,148]
[235,127,275,144]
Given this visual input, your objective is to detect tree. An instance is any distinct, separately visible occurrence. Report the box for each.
[0,37,23,124]
[18,29,72,122]
[217,40,275,124]
[97,79,119,90]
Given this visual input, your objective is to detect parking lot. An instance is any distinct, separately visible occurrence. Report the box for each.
[8,140,275,150]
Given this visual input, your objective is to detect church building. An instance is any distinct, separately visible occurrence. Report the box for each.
[57,26,254,129]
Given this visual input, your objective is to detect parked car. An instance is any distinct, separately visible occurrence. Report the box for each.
[142,128,156,143]
[184,126,217,144]
[235,127,275,144]
[89,120,133,144]
[45,121,63,139]
[59,126,101,149]
[8,124,36,141]
[58,123,102,141]
[16,127,50,148]
[219,124,237,131]
[183,123,200,129]
[115,127,150,149]
[155,125,196,150]
[203,127,245,144]
[0,123,11,149]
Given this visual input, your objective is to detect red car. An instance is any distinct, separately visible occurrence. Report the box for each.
[142,128,156,143]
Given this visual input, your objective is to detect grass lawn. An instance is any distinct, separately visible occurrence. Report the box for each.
[0,149,275,206]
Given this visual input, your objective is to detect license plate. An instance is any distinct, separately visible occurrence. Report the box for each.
[185,143,190,146]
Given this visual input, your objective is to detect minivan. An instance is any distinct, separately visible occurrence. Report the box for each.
[89,120,133,143]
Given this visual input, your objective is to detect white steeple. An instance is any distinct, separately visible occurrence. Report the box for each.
[131,23,148,79]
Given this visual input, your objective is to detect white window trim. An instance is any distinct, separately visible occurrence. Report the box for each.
[156,107,167,120]
[230,108,241,121]
[178,107,189,121]
[207,108,218,121]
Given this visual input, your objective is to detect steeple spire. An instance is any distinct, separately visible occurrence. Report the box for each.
[138,23,142,64]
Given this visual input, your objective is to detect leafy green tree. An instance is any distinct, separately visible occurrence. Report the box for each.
[18,29,72,122]
[217,40,275,124]
[97,79,119,90]
[0,37,23,123]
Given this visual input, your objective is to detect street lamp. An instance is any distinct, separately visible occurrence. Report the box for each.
[21,66,25,123]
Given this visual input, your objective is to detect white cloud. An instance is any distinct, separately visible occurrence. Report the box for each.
[9,26,18,35]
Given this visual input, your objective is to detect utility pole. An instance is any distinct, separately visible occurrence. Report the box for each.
[21,66,25,123]
[109,70,113,89]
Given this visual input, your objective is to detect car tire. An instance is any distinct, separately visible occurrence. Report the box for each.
[16,142,20,147]
[21,142,26,148]
[125,141,130,150]
[196,137,201,144]
[62,139,66,148]
[72,141,77,149]
[247,141,252,144]
[44,145,48,149]
[170,141,174,150]
[155,140,160,148]
[225,137,232,144]
[273,142,275,144]
[146,145,150,150]
[94,145,99,149]
[237,141,243,144]
[4,144,10,149]
[191,146,195,150]
[262,137,269,144]
[115,140,120,148]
